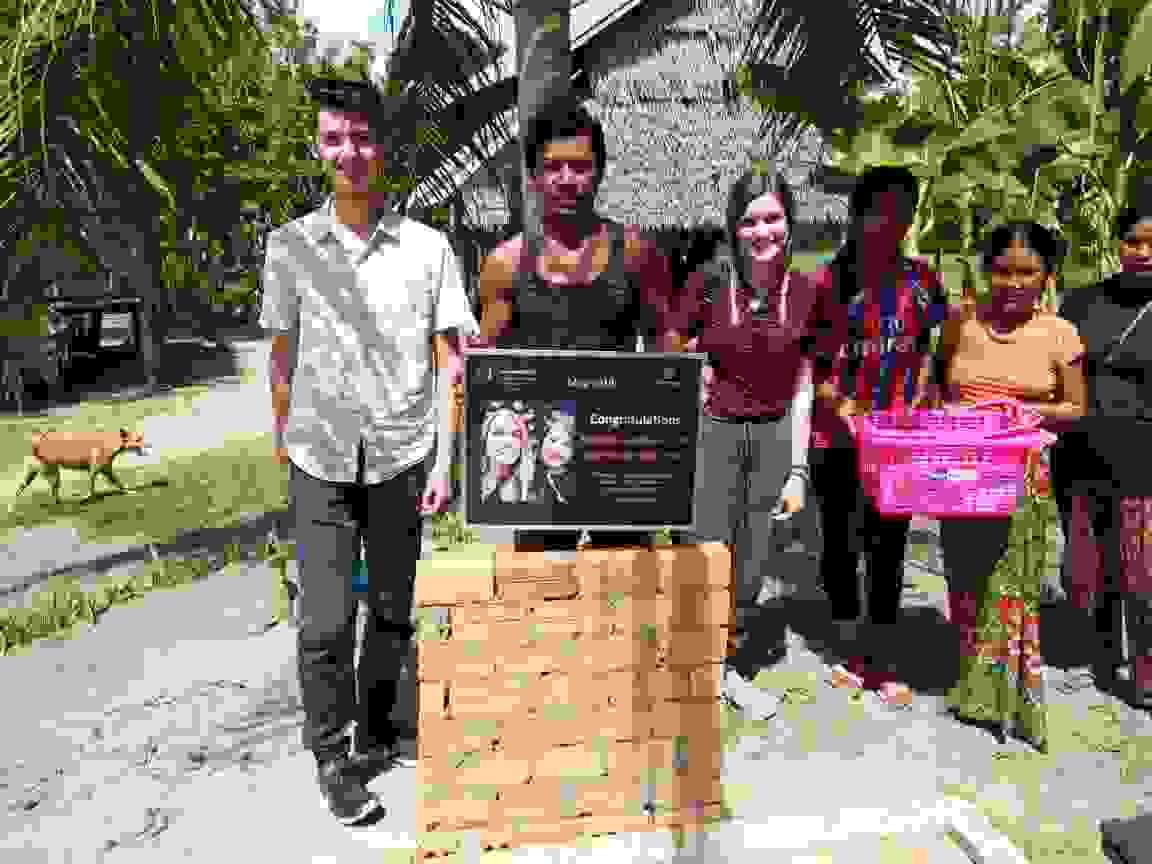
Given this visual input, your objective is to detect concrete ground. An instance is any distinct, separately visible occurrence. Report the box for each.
[2,529,1151,862]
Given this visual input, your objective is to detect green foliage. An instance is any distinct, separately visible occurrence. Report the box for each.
[782,4,1152,283]
[1,0,522,329]
[430,511,477,550]
[0,554,213,656]
[3,431,288,552]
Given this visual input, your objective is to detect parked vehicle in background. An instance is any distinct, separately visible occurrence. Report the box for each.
[0,297,144,413]
[48,297,141,358]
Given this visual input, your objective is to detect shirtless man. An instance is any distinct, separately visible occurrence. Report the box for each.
[474,98,682,550]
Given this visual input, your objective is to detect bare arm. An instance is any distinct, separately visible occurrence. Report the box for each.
[791,357,814,468]
[1028,326,1087,428]
[475,244,517,347]
[933,308,965,405]
[432,330,464,479]
[778,356,815,512]
[1027,356,1085,427]
[672,270,706,354]
[269,333,294,457]
[625,229,681,352]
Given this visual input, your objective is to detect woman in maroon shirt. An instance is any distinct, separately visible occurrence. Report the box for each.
[677,166,835,719]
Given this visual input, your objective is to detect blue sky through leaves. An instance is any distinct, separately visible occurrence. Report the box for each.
[295,0,408,39]
[366,0,407,36]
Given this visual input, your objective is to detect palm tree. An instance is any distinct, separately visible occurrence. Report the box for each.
[1,0,963,390]
[0,0,280,388]
[511,1,570,244]
[394,1,964,232]
[735,0,963,142]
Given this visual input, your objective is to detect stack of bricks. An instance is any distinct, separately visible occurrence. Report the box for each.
[413,542,732,858]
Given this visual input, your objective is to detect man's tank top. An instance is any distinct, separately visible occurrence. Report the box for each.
[495,223,645,350]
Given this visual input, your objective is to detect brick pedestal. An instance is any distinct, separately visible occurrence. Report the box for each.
[413,543,732,857]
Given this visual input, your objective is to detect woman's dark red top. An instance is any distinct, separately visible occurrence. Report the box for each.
[676,263,837,418]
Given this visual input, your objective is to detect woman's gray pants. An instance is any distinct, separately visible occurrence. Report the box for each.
[683,413,795,661]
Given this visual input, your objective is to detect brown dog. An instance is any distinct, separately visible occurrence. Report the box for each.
[12,428,152,507]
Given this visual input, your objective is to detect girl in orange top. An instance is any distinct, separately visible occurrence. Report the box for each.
[936,221,1086,751]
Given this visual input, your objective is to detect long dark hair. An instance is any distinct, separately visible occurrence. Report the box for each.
[833,165,920,298]
[725,165,796,296]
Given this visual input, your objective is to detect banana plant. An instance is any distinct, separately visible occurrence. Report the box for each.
[734,0,966,164]
[816,10,1128,302]
[1043,0,1152,278]
[0,0,515,387]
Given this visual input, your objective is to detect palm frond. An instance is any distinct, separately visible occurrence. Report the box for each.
[1,0,268,218]
[736,0,960,142]
[380,0,517,215]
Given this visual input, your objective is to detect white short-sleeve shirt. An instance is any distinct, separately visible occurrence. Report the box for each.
[259,199,478,484]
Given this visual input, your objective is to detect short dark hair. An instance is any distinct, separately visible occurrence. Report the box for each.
[725,165,797,294]
[980,221,1066,275]
[849,165,920,221]
[523,99,607,182]
[306,77,388,129]
[1116,181,1152,239]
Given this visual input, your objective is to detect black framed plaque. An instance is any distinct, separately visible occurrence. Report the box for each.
[462,349,705,530]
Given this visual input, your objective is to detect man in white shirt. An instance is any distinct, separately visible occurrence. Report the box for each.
[259,77,478,826]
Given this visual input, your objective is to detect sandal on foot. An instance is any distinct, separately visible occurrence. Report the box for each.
[828,657,888,691]
[876,681,913,709]
[828,662,865,689]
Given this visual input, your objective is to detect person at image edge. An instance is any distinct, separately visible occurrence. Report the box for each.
[1057,186,1152,712]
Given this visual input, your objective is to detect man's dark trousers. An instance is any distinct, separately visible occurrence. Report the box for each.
[290,442,427,759]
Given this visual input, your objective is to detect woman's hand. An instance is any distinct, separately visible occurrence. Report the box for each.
[835,398,857,422]
[701,364,715,412]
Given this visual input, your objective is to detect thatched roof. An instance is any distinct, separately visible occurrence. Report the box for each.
[451,0,848,231]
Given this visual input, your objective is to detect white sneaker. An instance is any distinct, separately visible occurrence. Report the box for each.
[721,666,779,721]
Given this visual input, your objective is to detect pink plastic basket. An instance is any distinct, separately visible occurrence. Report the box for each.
[855,399,1056,518]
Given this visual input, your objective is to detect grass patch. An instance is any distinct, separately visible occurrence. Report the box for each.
[752,665,818,707]
[3,432,288,547]
[933,698,1152,864]
[429,510,478,550]
[0,555,216,657]
[942,780,1109,864]
[0,380,221,480]
[0,427,295,653]
[716,666,825,752]
[1046,700,1152,783]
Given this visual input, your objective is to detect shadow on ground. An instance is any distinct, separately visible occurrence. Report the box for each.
[0,329,262,418]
